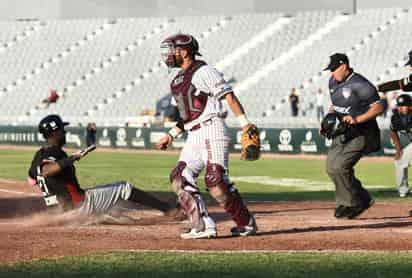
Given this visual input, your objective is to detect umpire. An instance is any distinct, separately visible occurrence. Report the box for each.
[323,53,383,219]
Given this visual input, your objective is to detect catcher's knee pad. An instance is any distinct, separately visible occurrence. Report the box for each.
[204,163,226,188]
[170,161,187,184]
[205,163,230,203]
[170,161,198,193]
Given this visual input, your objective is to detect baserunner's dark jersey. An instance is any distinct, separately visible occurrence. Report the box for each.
[28,146,84,210]
[328,70,381,129]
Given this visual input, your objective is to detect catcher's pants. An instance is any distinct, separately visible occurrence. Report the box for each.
[179,117,230,182]
[395,143,412,196]
[74,181,133,215]
[326,135,371,207]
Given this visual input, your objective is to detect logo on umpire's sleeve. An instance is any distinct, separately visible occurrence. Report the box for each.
[342,87,352,99]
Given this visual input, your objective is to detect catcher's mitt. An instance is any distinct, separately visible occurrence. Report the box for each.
[240,124,261,161]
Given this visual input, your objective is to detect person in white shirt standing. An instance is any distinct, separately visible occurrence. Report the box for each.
[156,33,257,239]
[316,88,325,122]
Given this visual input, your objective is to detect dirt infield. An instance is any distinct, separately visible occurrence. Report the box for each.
[1,180,412,264]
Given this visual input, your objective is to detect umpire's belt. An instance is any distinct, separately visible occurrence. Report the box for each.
[190,118,214,132]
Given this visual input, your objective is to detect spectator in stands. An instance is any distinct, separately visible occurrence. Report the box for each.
[40,89,59,109]
[316,88,325,121]
[289,88,299,117]
[85,122,97,147]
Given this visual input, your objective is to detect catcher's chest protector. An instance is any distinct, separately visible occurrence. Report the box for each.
[171,60,208,123]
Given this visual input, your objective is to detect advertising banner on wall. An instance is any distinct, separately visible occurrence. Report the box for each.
[0,126,402,156]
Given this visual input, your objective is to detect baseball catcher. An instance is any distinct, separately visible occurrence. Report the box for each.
[240,124,261,161]
[28,114,181,223]
[156,33,257,239]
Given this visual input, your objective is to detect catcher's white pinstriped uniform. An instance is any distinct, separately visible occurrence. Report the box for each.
[172,64,232,184]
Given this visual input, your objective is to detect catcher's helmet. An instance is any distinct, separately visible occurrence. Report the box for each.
[160,33,201,68]
[38,114,69,138]
[396,94,412,107]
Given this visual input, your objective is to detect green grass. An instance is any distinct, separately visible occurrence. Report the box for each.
[0,148,410,276]
[1,251,412,278]
[0,149,403,202]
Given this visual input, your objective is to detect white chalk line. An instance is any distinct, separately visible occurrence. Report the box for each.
[0,178,19,184]
[231,176,391,191]
[0,222,26,225]
[113,249,412,254]
[0,188,40,196]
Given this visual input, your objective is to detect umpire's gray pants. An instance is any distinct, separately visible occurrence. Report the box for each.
[326,135,370,207]
[75,181,133,215]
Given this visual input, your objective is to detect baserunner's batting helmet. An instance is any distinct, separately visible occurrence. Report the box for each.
[38,114,69,138]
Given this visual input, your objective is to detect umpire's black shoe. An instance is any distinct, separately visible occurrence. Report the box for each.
[334,205,353,218]
[347,198,375,219]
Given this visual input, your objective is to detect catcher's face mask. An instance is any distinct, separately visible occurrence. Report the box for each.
[160,34,200,69]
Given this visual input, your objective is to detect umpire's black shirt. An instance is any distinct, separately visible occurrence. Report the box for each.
[29,146,85,210]
[328,70,381,152]
[329,70,381,128]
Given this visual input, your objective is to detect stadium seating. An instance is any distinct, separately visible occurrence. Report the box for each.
[0,8,410,127]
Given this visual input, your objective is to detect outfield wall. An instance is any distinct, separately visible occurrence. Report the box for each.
[0,126,406,156]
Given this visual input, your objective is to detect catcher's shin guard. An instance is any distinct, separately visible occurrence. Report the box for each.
[170,162,210,231]
[205,163,251,226]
